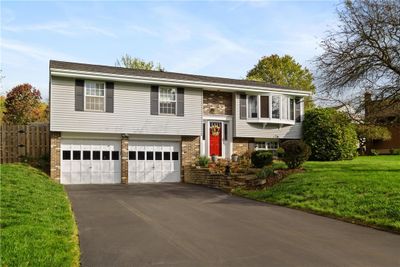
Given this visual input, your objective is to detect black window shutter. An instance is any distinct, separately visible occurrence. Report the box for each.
[105,82,114,113]
[151,85,159,115]
[240,94,247,119]
[177,87,184,116]
[75,79,84,111]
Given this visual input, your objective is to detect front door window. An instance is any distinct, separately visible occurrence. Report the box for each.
[209,122,222,156]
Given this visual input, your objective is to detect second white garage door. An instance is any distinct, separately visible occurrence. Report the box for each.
[128,141,181,183]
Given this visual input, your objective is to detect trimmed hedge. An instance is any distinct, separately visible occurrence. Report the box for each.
[303,108,358,161]
[251,150,273,168]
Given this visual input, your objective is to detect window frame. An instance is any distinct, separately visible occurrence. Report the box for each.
[246,94,297,122]
[247,95,258,119]
[254,140,279,151]
[159,86,177,115]
[84,80,106,112]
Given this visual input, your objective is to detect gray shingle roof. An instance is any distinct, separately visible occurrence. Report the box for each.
[50,60,303,91]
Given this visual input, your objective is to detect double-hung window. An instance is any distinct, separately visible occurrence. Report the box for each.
[248,95,258,118]
[159,87,176,115]
[85,81,105,112]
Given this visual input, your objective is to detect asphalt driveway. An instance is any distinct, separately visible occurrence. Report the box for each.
[66,184,400,267]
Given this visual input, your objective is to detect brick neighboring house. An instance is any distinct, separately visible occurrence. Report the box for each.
[49,60,311,184]
[364,92,400,154]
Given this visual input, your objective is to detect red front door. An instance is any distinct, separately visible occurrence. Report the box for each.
[209,122,222,156]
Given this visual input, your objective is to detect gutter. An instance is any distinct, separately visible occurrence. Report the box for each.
[50,68,312,97]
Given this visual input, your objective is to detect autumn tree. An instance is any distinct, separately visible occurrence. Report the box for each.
[246,54,315,109]
[116,54,164,71]
[3,84,42,124]
[0,96,5,123]
[316,0,400,117]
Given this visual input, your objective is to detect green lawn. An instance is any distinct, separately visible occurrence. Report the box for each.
[235,155,400,232]
[0,164,79,266]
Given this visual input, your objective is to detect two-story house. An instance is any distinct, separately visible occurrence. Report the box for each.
[49,60,311,184]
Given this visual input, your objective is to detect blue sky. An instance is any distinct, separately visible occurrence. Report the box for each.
[1,1,339,100]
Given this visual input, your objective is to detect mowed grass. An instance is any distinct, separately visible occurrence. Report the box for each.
[235,156,400,232]
[0,164,79,266]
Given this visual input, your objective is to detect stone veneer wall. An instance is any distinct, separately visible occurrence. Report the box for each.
[181,136,200,182]
[50,131,61,181]
[203,90,233,115]
[121,135,129,184]
[232,137,254,156]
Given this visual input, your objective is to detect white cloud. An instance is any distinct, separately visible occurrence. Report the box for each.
[1,39,77,62]
[3,20,117,38]
[127,25,159,37]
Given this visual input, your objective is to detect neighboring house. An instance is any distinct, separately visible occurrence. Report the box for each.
[364,92,400,154]
[49,60,311,184]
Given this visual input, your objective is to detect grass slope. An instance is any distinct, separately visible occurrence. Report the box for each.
[235,156,400,232]
[1,164,79,266]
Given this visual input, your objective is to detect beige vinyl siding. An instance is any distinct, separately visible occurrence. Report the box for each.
[233,93,303,139]
[50,76,202,135]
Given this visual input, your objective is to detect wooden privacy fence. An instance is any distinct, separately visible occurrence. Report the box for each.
[0,123,50,164]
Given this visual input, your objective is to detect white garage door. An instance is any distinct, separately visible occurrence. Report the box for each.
[61,139,121,184]
[128,141,181,183]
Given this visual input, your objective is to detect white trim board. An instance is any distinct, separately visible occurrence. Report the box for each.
[51,68,312,97]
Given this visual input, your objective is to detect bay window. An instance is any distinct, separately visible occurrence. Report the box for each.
[290,98,295,120]
[295,98,301,122]
[282,96,288,120]
[85,81,105,112]
[244,94,301,123]
[272,96,280,119]
[248,95,258,118]
[159,87,176,115]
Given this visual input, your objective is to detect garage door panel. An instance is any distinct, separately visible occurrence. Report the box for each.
[60,139,121,184]
[128,140,180,183]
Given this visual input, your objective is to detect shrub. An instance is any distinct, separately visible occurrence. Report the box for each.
[251,150,273,168]
[276,147,285,159]
[390,148,400,155]
[303,108,358,161]
[198,156,210,167]
[280,140,311,169]
[256,166,274,179]
[370,149,379,156]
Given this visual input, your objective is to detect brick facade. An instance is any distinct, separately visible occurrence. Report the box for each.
[367,125,400,154]
[232,137,253,156]
[203,90,233,115]
[181,136,200,182]
[50,131,61,181]
[121,135,129,184]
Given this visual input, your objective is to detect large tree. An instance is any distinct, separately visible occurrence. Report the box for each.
[246,54,315,109]
[3,84,42,124]
[116,54,164,71]
[316,0,400,117]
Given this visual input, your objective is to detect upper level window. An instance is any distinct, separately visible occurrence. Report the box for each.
[290,98,295,120]
[295,98,301,122]
[248,95,258,118]
[272,96,280,119]
[159,87,176,115]
[85,81,105,112]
